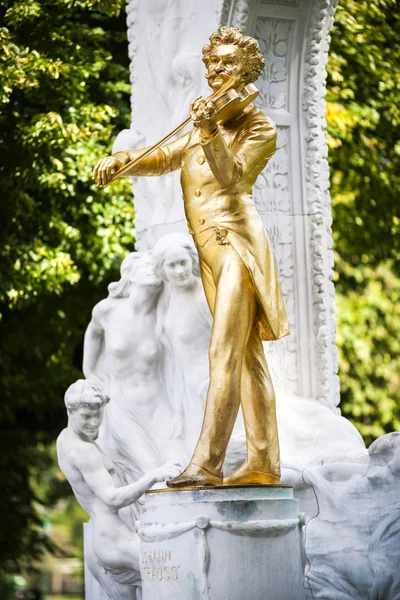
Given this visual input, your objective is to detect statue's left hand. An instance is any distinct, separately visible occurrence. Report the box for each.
[190,96,218,135]
[93,153,127,187]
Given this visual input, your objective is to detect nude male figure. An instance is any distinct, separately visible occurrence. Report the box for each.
[93,27,289,488]
[57,379,179,584]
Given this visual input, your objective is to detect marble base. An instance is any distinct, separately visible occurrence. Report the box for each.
[138,485,305,600]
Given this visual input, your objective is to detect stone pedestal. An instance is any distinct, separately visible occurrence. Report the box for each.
[138,486,305,600]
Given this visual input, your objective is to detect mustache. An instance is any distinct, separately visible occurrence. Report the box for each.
[205,71,227,81]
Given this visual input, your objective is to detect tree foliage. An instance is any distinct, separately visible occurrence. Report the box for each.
[0,0,133,579]
[327,0,400,444]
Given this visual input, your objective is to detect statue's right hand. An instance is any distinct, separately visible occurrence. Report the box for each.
[92,154,126,187]
[154,463,182,482]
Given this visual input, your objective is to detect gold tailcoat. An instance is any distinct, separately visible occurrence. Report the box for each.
[125,104,289,341]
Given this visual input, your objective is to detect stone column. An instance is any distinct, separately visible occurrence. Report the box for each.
[122,0,339,408]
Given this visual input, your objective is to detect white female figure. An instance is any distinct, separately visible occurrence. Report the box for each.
[83,251,175,477]
[152,234,212,456]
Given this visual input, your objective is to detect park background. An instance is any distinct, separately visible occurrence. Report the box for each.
[0,0,399,597]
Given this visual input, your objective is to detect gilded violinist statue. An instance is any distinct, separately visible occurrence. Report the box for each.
[93,26,289,488]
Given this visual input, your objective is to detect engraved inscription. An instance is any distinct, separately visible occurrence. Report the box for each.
[141,550,180,582]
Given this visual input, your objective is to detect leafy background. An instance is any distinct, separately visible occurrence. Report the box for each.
[327,0,400,440]
[0,0,399,595]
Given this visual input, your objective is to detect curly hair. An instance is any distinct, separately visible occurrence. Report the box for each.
[65,379,110,413]
[202,26,265,86]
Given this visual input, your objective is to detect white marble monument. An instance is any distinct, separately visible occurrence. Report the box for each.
[56,1,400,599]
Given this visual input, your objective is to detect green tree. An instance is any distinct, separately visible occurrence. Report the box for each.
[327,0,400,444]
[0,0,133,584]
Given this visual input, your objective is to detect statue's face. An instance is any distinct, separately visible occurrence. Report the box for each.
[69,405,104,441]
[129,254,162,288]
[207,44,245,92]
[163,248,195,290]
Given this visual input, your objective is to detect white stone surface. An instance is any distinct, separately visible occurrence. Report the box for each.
[139,486,305,600]
[277,391,366,471]
[302,433,400,600]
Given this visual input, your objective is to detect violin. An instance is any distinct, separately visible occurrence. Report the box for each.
[100,78,259,188]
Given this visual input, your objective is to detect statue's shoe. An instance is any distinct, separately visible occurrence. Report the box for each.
[166,464,222,488]
[223,463,280,486]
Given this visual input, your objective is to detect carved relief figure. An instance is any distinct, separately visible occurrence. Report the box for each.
[152,233,212,454]
[56,380,179,598]
[94,26,289,488]
[83,251,175,477]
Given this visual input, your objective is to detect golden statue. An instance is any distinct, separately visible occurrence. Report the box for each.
[93,26,289,488]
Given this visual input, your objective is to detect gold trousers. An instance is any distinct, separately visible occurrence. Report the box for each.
[191,228,280,477]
